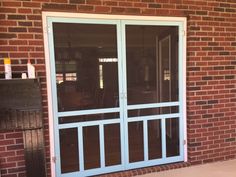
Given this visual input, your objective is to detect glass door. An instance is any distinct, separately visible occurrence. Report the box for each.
[47,16,185,177]
[48,18,125,177]
[122,21,184,169]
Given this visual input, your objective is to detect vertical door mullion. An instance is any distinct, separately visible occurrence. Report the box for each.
[78,125,84,172]
[120,21,129,167]
[161,118,166,159]
[99,124,105,168]
[117,20,126,167]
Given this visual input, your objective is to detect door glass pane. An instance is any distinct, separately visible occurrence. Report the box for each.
[83,126,100,169]
[128,122,144,162]
[166,118,180,157]
[128,106,179,117]
[104,124,121,166]
[59,128,79,173]
[59,112,119,124]
[148,120,162,160]
[53,23,119,112]
[126,25,179,105]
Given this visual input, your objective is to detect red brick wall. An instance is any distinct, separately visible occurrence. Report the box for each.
[0,131,25,177]
[0,0,236,176]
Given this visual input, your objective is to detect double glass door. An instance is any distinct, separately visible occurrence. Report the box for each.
[48,17,185,177]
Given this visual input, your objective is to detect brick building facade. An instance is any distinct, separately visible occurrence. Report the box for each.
[0,0,236,177]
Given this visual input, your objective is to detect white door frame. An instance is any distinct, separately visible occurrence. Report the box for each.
[42,12,187,177]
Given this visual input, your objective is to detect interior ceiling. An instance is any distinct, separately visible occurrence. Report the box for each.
[53,23,175,48]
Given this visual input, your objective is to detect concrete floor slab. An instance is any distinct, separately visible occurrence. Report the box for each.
[140,159,236,177]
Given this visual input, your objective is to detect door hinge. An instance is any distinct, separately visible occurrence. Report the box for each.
[183,139,187,145]
[182,30,186,36]
[52,156,56,163]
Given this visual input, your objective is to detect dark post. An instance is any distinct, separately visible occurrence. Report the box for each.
[0,79,46,177]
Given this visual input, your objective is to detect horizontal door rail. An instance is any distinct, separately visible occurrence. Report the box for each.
[127,113,180,122]
[58,118,121,129]
[127,102,179,110]
[58,107,120,117]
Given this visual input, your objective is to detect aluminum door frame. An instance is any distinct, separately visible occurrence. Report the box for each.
[47,17,126,177]
[44,14,187,177]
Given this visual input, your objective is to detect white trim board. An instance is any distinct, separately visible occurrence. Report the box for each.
[42,11,186,22]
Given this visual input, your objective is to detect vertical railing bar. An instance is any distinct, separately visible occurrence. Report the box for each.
[161,118,166,159]
[119,119,125,166]
[99,124,105,168]
[78,125,84,172]
[143,120,148,161]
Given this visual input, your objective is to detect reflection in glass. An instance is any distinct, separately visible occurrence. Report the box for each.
[83,126,100,170]
[166,118,180,157]
[59,128,79,173]
[53,23,119,112]
[128,122,144,162]
[148,120,162,160]
[104,124,121,166]
[126,25,179,105]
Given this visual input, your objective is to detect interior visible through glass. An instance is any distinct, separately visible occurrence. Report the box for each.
[104,124,121,166]
[59,128,79,173]
[148,119,162,160]
[53,23,119,112]
[128,121,144,162]
[59,112,120,124]
[126,25,179,105]
[128,106,179,117]
[166,118,180,157]
[83,126,100,170]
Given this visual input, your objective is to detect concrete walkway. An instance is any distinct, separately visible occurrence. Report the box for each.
[140,159,236,177]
